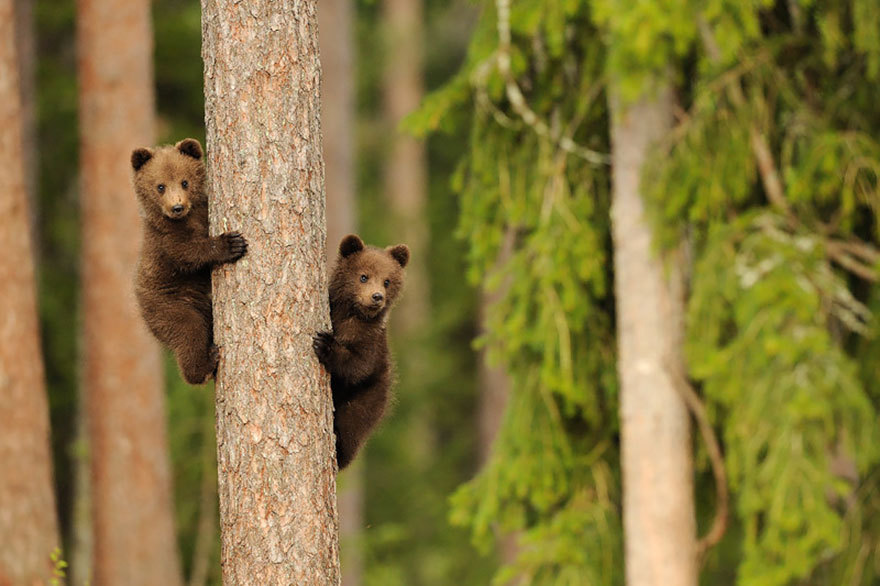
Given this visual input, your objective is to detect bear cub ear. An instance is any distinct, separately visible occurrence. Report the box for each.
[339,234,365,258]
[387,244,409,268]
[131,148,153,171]
[176,138,203,160]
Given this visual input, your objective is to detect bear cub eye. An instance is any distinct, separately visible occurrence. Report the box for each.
[384,279,390,287]
[157,184,165,193]
[181,180,189,189]
[360,275,368,283]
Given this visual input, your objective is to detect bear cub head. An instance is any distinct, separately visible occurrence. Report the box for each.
[330,234,409,321]
[131,138,206,222]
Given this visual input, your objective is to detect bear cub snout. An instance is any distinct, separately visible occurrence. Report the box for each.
[133,138,247,385]
[313,234,409,469]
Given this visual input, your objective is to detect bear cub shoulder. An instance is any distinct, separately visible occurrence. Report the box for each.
[313,234,409,469]
[132,138,247,385]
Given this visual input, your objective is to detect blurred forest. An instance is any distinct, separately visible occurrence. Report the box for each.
[4,0,880,584]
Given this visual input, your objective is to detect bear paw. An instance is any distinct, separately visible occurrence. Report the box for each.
[312,331,334,365]
[220,231,248,262]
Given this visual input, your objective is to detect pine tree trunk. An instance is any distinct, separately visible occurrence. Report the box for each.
[609,86,697,586]
[0,4,60,582]
[383,0,428,336]
[201,1,341,582]
[76,0,182,583]
[13,0,37,241]
[318,1,363,585]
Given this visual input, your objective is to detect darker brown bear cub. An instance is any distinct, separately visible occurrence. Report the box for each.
[313,234,409,469]
[132,138,247,385]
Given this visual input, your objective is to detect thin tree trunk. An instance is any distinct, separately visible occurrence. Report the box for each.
[609,86,697,586]
[13,0,37,241]
[76,0,182,583]
[0,1,60,581]
[201,1,341,582]
[477,229,519,576]
[318,1,363,585]
[383,0,428,336]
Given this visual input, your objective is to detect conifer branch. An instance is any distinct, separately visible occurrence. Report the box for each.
[493,0,609,165]
[697,18,792,217]
[665,357,729,561]
[699,17,879,283]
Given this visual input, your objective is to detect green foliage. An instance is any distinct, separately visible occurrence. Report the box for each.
[687,213,877,585]
[50,547,69,585]
[418,1,622,583]
[644,3,880,584]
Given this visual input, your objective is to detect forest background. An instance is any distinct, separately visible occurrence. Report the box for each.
[4,0,880,585]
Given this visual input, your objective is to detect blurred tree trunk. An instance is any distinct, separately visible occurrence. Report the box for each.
[201,0,341,583]
[14,0,37,240]
[383,0,434,472]
[0,3,60,582]
[383,0,428,335]
[76,0,182,584]
[477,230,518,574]
[318,1,363,586]
[609,86,697,586]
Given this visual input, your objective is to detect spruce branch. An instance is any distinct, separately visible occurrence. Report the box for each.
[699,17,880,283]
[665,357,729,562]
[493,0,609,165]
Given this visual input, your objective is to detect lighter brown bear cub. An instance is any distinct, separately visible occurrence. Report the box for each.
[132,138,247,385]
[313,234,409,469]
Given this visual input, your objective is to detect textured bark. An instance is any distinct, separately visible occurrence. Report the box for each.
[201,1,341,583]
[383,0,428,336]
[76,0,182,584]
[318,1,363,585]
[0,1,60,581]
[609,86,697,586]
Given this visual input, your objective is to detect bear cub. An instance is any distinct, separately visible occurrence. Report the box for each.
[132,138,247,385]
[313,234,409,469]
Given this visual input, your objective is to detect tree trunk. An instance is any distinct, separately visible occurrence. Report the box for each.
[318,1,363,585]
[382,0,428,336]
[201,1,341,583]
[76,0,182,584]
[0,4,60,582]
[13,0,37,241]
[609,86,697,586]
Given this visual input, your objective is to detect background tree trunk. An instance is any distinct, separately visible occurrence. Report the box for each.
[609,86,697,586]
[76,0,182,583]
[13,0,37,242]
[0,2,60,581]
[383,0,428,336]
[318,1,363,585]
[201,1,341,583]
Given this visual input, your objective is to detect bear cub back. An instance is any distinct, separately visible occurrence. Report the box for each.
[313,234,409,469]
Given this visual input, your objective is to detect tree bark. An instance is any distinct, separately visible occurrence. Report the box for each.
[609,86,697,586]
[318,1,363,585]
[76,0,182,584]
[201,1,341,583]
[0,3,60,582]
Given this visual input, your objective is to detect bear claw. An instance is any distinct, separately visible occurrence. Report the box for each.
[312,331,333,363]
[221,231,248,261]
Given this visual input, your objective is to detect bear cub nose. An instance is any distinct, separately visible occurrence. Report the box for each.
[372,292,384,303]
[171,204,184,214]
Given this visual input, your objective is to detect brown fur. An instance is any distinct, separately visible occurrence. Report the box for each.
[132,138,247,385]
[313,234,409,469]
